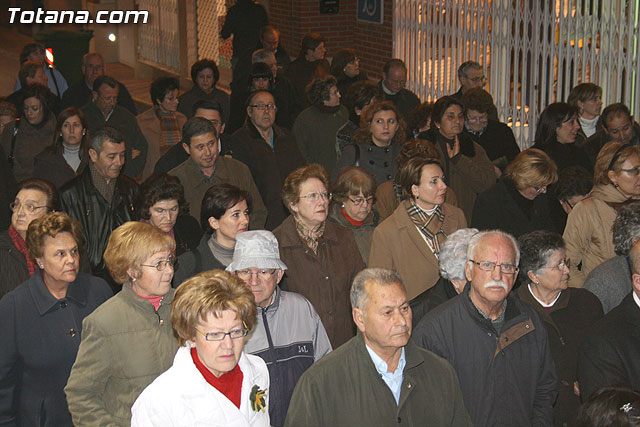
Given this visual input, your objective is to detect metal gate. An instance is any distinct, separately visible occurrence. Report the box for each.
[394,0,640,148]
[137,0,180,72]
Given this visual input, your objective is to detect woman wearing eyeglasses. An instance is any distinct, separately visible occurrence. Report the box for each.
[131,270,269,426]
[328,167,379,263]
[517,230,603,426]
[65,222,179,427]
[330,49,368,98]
[369,158,466,300]
[274,164,365,348]
[0,212,111,427]
[563,142,640,287]
[0,178,58,298]
[471,149,559,238]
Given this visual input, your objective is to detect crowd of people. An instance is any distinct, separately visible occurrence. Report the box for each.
[1,9,640,426]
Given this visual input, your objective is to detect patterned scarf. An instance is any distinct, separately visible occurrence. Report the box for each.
[404,198,447,257]
[294,214,325,255]
[156,108,181,155]
[9,225,38,275]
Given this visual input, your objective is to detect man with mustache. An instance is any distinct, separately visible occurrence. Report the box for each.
[285,268,472,426]
[413,230,557,427]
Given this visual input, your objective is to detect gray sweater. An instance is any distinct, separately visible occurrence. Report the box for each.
[583,255,633,313]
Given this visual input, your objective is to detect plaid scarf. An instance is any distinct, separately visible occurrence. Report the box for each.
[293,214,325,255]
[404,198,447,257]
[9,225,38,275]
[156,108,181,155]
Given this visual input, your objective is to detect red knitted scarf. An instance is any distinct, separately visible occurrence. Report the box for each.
[8,225,37,275]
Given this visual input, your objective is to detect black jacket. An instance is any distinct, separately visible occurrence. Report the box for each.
[59,167,138,291]
[171,215,203,257]
[413,287,557,426]
[517,286,603,426]
[578,292,640,401]
[173,234,226,287]
[410,277,461,329]
[233,121,306,229]
[380,82,420,122]
[472,177,559,238]
[0,145,17,230]
[463,119,520,170]
[532,139,593,174]
[0,230,29,300]
[0,270,112,426]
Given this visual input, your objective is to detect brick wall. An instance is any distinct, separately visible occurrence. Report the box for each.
[268,0,393,79]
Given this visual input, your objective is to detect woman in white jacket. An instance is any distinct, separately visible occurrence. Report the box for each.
[132,270,270,427]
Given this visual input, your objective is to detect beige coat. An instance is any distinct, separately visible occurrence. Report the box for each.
[563,184,631,287]
[368,202,467,299]
[136,108,187,180]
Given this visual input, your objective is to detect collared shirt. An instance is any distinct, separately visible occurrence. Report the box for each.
[365,344,406,404]
[527,284,561,308]
[633,291,640,309]
[469,291,508,333]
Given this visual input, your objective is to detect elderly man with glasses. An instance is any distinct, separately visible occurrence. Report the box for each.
[413,230,557,427]
[227,230,331,427]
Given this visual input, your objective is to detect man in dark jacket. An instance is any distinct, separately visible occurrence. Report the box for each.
[228,230,332,427]
[285,268,472,426]
[233,90,306,229]
[584,103,640,164]
[62,52,138,115]
[379,59,420,121]
[413,230,557,426]
[82,76,148,179]
[59,127,138,292]
[578,240,640,401]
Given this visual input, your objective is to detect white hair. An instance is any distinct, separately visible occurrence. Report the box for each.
[466,230,520,266]
[439,228,479,281]
[350,268,404,310]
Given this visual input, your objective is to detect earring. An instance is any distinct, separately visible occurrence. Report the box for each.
[59,132,62,136]
[613,182,620,188]
[39,264,44,269]
[341,203,345,208]
[82,129,86,135]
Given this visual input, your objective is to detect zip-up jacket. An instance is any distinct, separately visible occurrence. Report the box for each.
[243,286,331,427]
[413,287,557,427]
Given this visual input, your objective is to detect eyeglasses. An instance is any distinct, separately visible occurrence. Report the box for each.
[534,186,547,194]
[140,258,176,271]
[541,259,570,271]
[250,103,277,112]
[348,196,375,207]
[300,192,331,202]
[469,259,518,274]
[236,268,277,281]
[466,115,488,124]
[9,201,47,214]
[466,76,486,84]
[621,166,640,176]
[194,324,249,341]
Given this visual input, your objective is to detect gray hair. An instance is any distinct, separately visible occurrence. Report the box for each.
[82,52,104,67]
[90,126,124,154]
[466,230,520,266]
[613,201,640,256]
[457,60,482,79]
[439,228,479,281]
[350,268,404,310]
[252,49,276,64]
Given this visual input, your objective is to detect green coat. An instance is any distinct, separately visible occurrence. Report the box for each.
[169,156,267,230]
[65,284,178,427]
[285,334,472,427]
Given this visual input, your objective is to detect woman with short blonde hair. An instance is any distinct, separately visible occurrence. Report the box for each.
[66,222,179,426]
[132,270,269,426]
[472,148,559,237]
[564,142,640,286]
